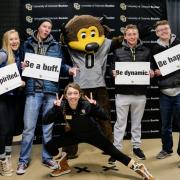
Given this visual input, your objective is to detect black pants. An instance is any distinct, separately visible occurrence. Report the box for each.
[177,134,180,156]
[45,131,131,166]
[0,96,14,154]
[0,136,13,154]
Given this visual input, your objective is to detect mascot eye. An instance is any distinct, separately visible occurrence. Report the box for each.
[91,31,96,37]
[81,32,86,39]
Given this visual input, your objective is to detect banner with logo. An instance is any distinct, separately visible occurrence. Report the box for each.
[21,0,167,42]
[21,0,167,141]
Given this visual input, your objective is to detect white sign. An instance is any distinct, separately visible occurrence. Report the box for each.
[0,63,22,95]
[22,53,62,82]
[153,44,180,76]
[115,62,150,85]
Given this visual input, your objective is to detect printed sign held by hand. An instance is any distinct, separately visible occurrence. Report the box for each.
[22,53,62,82]
[115,62,150,85]
[153,44,180,76]
[0,63,22,95]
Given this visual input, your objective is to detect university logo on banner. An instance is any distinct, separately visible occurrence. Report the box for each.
[115,62,150,85]
[0,63,22,95]
[22,53,62,82]
[153,44,180,76]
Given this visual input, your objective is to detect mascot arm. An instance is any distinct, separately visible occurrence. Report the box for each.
[109,51,118,78]
[110,35,124,52]
[59,46,72,77]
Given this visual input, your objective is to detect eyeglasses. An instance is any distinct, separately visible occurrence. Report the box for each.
[156,27,170,33]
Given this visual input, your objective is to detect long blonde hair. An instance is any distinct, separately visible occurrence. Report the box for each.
[2,29,20,64]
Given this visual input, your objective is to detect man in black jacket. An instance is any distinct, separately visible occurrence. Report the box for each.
[151,20,180,162]
[109,24,154,164]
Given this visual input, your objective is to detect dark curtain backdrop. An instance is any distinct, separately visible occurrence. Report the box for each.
[0,0,180,44]
[166,0,180,39]
[0,0,179,138]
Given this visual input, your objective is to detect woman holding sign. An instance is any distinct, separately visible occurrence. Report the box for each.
[152,20,180,162]
[43,82,154,180]
[0,29,24,176]
[109,24,154,164]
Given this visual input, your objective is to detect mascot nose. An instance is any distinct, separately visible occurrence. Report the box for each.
[85,43,99,52]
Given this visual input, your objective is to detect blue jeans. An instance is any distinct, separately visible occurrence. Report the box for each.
[19,93,55,164]
[160,93,180,153]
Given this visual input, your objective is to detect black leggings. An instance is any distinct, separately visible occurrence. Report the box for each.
[45,131,131,166]
[0,136,13,154]
[0,96,15,154]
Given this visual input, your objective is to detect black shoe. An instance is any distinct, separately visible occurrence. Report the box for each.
[108,156,116,165]
[133,148,146,160]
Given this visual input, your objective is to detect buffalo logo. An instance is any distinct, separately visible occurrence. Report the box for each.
[120,3,127,10]
[25,3,32,11]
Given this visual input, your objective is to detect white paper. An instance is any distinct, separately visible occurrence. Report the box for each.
[115,62,150,85]
[22,53,62,82]
[153,44,180,76]
[0,63,22,95]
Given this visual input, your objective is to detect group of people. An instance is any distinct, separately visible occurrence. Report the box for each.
[0,17,179,180]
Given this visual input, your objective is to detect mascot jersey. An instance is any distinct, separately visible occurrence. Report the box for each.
[69,38,111,89]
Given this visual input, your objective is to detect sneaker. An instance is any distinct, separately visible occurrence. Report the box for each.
[0,159,13,176]
[108,156,116,165]
[6,155,13,172]
[156,150,172,159]
[133,148,146,160]
[50,152,71,177]
[131,161,154,180]
[16,162,28,175]
[42,159,58,170]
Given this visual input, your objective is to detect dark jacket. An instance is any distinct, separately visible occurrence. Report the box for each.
[151,34,180,89]
[0,49,7,68]
[13,46,24,75]
[24,32,70,94]
[43,99,109,138]
[111,40,151,95]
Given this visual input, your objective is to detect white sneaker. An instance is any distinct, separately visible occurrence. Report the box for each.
[0,159,13,176]
[6,155,13,172]
[16,162,28,175]
[42,159,58,170]
[131,161,154,180]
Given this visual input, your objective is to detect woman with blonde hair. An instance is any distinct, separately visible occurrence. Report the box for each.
[0,29,24,176]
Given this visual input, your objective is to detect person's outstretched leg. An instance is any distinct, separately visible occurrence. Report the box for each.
[85,132,154,180]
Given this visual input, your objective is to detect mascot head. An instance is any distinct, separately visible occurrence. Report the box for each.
[61,15,110,52]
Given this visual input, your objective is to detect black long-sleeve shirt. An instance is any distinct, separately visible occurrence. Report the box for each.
[43,99,109,138]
